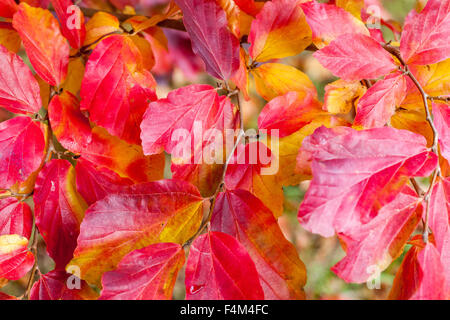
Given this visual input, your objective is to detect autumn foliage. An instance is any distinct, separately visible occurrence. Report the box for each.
[0,0,449,300]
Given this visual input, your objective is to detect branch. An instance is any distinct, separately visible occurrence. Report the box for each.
[382,43,442,243]
[382,44,441,174]
[428,95,450,103]
[183,89,245,248]
[24,223,39,299]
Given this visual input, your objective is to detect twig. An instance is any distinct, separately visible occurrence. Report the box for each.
[382,43,442,243]
[70,30,123,58]
[428,95,450,103]
[183,91,245,248]
[410,178,425,197]
[24,224,39,299]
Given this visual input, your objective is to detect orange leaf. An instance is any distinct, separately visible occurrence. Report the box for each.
[12,3,69,86]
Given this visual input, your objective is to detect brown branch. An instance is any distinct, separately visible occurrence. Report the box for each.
[382,44,440,174]
[428,95,450,103]
[382,43,442,243]
[24,224,39,299]
[183,89,245,248]
[410,178,425,197]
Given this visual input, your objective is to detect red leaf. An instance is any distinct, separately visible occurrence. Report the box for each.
[0,234,34,280]
[224,142,284,217]
[185,231,264,300]
[0,116,46,189]
[300,1,369,49]
[80,126,164,184]
[313,33,396,80]
[400,0,450,65]
[211,190,306,299]
[0,1,17,19]
[48,91,92,154]
[297,126,437,237]
[50,0,86,49]
[12,3,69,86]
[389,242,447,300]
[332,191,422,283]
[100,243,185,300]
[0,198,32,239]
[432,102,450,161]
[258,91,323,138]
[75,159,132,206]
[234,0,261,16]
[428,178,450,294]
[156,85,239,196]
[174,0,240,80]
[141,84,238,156]
[80,35,156,145]
[0,45,42,115]
[354,72,407,128]
[34,159,88,269]
[0,292,16,300]
[30,270,98,300]
[70,179,203,285]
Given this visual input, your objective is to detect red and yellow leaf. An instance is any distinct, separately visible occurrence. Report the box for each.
[212,190,306,299]
[248,0,311,62]
[34,159,88,269]
[81,126,164,183]
[100,243,185,300]
[225,142,284,217]
[80,34,156,145]
[69,179,204,285]
[0,234,34,280]
[258,90,324,138]
[49,91,92,154]
[12,3,69,86]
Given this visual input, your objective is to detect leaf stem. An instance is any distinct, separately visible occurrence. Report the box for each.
[183,89,245,248]
[382,43,442,243]
[24,223,39,300]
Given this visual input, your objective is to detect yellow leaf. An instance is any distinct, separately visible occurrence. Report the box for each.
[336,0,364,20]
[0,23,21,53]
[83,12,122,49]
[251,63,316,101]
[61,57,85,95]
[391,109,433,147]
[324,79,366,114]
